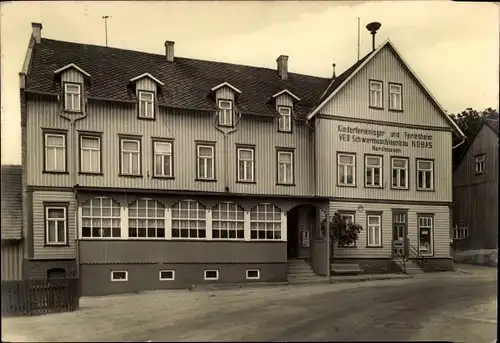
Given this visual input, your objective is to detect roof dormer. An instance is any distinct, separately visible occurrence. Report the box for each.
[53,63,91,114]
[271,89,300,134]
[129,73,164,120]
[210,82,242,128]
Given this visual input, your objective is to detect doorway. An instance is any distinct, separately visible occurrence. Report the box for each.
[392,212,408,258]
[287,207,299,259]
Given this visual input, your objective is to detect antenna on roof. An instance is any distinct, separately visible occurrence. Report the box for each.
[101,16,111,47]
[357,17,361,61]
[366,21,382,52]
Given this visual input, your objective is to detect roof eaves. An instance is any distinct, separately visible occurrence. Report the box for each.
[53,63,91,77]
[129,73,165,86]
[210,82,242,94]
[271,89,301,102]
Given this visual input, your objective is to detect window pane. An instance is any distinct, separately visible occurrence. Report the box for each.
[155,142,171,154]
[198,146,213,157]
[139,92,153,101]
[393,159,407,168]
[82,137,99,149]
[46,135,64,146]
[48,221,56,242]
[366,157,380,166]
[48,208,65,219]
[418,161,432,170]
[339,155,353,164]
[239,149,252,160]
[123,141,138,151]
[278,152,291,163]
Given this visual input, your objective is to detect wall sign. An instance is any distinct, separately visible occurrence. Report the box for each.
[337,125,433,154]
[301,230,310,248]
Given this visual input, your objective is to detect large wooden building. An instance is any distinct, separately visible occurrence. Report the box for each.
[19,22,465,295]
[452,118,499,265]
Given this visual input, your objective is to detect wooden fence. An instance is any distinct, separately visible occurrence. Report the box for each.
[1,278,79,316]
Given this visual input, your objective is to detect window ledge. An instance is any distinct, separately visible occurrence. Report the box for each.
[391,186,409,191]
[276,183,295,187]
[44,243,69,247]
[62,109,84,115]
[365,185,384,189]
[236,180,256,184]
[195,178,217,182]
[369,106,384,111]
[416,188,435,192]
[137,116,156,121]
[389,109,403,113]
[152,176,175,180]
[43,171,69,175]
[277,130,293,134]
[79,172,103,176]
[118,174,143,178]
[366,245,384,249]
[337,183,356,188]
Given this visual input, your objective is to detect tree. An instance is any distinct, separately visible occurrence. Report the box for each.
[320,211,363,263]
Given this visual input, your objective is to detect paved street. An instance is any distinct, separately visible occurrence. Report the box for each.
[2,265,497,342]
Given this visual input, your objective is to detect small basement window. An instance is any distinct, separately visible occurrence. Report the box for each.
[111,270,128,282]
[246,269,260,280]
[204,269,219,281]
[159,270,175,281]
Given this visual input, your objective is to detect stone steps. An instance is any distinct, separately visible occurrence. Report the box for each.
[286,259,326,284]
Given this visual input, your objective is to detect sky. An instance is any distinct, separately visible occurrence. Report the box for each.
[1,1,499,165]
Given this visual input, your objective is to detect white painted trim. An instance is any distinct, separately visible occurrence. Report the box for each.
[306,39,466,139]
[165,207,172,239]
[129,73,165,86]
[244,211,251,241]
[120,206,128,239]
[204,269,219,281]
[272,89,301,101]
[159,270,175,281]
[111,270,128,282]
[53,63,91,77]
[246,269,260,280]
[77,206,83,239]
[210,82,242,94]
[206,209,213,240]
[281,212,287,242]
[45,206,68,245]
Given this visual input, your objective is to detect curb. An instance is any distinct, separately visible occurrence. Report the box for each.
[330,274,414,284]
[190,281,289,292]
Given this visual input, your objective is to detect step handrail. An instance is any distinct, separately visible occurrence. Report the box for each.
[392,241,406,273]
[408,242,424,267]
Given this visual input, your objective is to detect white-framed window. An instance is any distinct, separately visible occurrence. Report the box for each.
[64,83,81,112]
[416,159,434,191]
[418,215,433,256]
[250,203,282,240]
[81,197,121,238]
[277,150,293,185]
[120,138,141,176]
[45,206,67,245]
[128,199,166,239]
[389,83,402,111]
[44,132,66,172]
[246,269,260,280]
[365,155,382,187]
[204,270,219,281]
[111,270,128,282]
[80,135,101,174]
[218,99,233,126]
[171,200,207,239]
[475,155,486,174]
[453,223,468,240]
[138,91,155,119]
[237,147,254,182]
[391,157,409,189]
[197,144,215,180]
[339,213,356,247]
[367,214,382,247]
[278,106,292,132]
[153,140,173,177]
[338,153,356,186]
[159,270,175,281]
[369,80,383,108]
[212,202,245,240]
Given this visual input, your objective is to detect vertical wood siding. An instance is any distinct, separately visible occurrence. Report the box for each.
[26,94,314,196]
[32,191,76,259]
[61,69,84,84]
[1,243,23,280]
[135,77,157,92]
[320,202,451,258]
[320,45,449,128]
[316,118,452,202]
[215,86,236,102]
[453,125,499,250]
[275,93,293,107]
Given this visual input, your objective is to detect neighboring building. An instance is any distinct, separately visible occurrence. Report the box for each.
[452,118,499,265]
[19,22,465,295]
[1,164,24,281]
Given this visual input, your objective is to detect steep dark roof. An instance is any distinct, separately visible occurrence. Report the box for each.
[1,165,23,233]
[28,38,340,118]
[485,119,499,136]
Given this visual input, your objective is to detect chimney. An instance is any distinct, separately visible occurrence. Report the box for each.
[276,55,288,80]
[165,40,175,62]
[332,63,336,78]
[32,22,43,44]
[366,22,382,52]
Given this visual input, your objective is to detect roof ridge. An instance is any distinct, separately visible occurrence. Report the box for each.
[40,38,330,81]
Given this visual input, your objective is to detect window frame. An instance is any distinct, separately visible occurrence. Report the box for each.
[475,154,486,175]
[204,269,219,281]
[44,203,68,246]
[369,79,383,109]
[364,154,383,188]
[236,146,255,183]
[80,197,122,239]
[276,149,294,186]
[388,82,403,112]
[277,106,292,133]
[119,136,142,177]
[417,214,434,257]
[152,139,174,179]
[246,269,261,280]
[217,99,234,127]
[453,223,468,240]
[337,152,356,187]
[63,82,82,112]
[159,270,175,281]
[366,213,383,248]
[128,198,166,239]
[138,90,155,120]
[196,143,216,181]
[111,270,128,282]
[43,131,68,174]
[211,202,245,240]
[171,200,207,240]
[250,203,282,241]
[391,156,409,190]
[79,133,102,175]
[416,158,435,191]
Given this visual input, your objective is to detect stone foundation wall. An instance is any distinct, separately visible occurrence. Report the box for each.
[23,259,78,279]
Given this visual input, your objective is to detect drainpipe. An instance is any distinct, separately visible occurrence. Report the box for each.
[452,137,466,149]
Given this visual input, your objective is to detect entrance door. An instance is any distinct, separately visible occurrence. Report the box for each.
[392,212,407,257]
[287,208,298,258]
